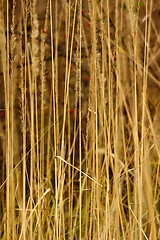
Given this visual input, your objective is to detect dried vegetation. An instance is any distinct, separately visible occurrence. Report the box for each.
[0,0,160,239]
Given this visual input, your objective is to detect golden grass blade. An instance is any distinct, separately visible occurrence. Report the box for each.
[55,156,103,187]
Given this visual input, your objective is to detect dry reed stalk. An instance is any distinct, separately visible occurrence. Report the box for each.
[0,0,159,239]
[19,19,27,240]
[49,0,58,238]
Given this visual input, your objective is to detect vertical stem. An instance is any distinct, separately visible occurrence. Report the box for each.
[6,0,10,238]
[50,0,58,238]
[79,0,82,238]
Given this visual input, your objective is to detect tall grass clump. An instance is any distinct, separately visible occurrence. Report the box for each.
[0,0,160,239]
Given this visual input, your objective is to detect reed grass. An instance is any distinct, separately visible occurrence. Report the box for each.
[0,0,160,239]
